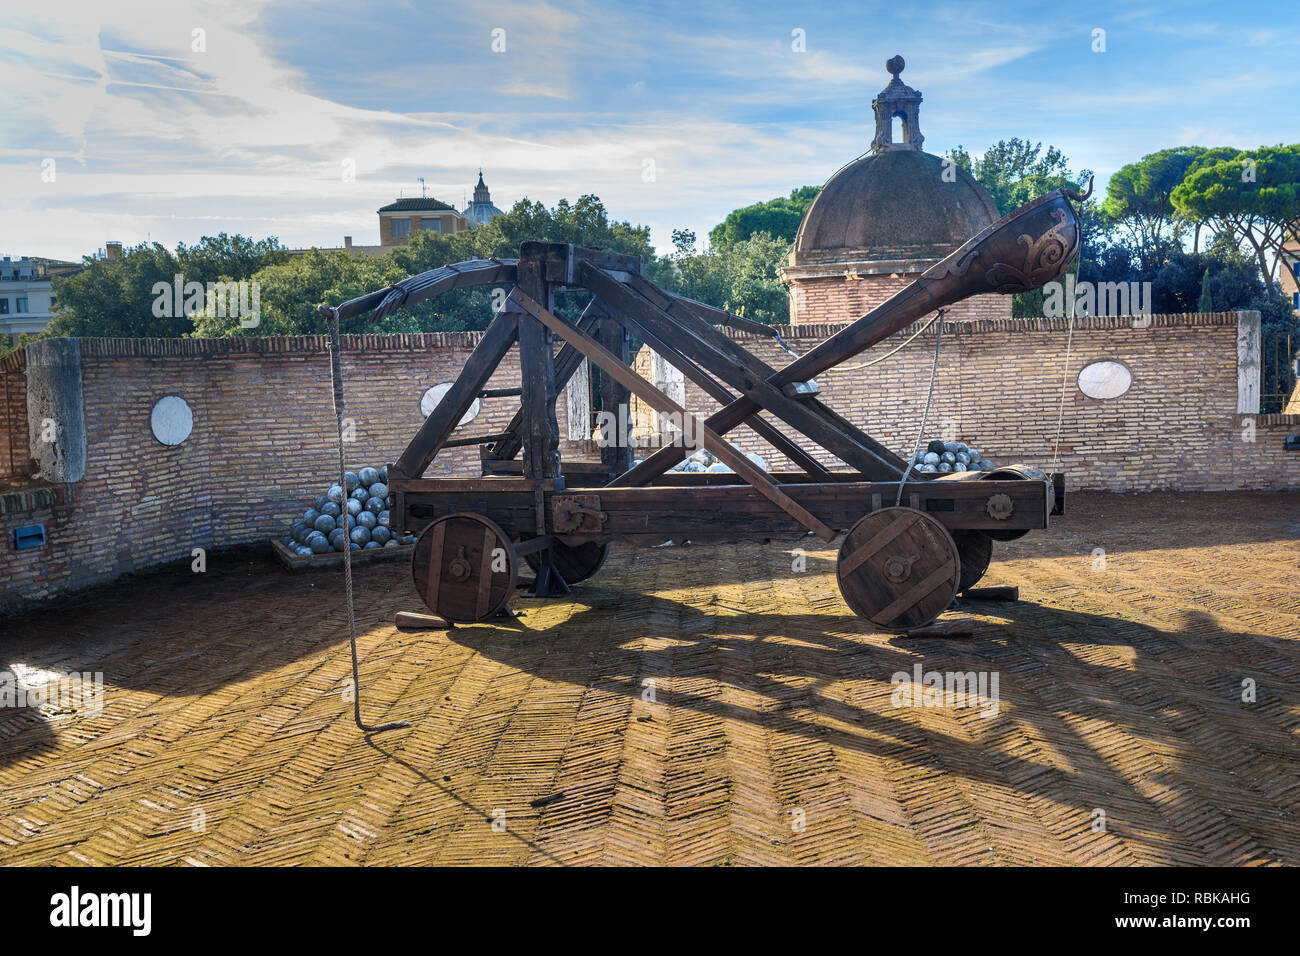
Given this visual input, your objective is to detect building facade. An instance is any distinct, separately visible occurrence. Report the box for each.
[377,196,468,246]
[779,56,1012,326]
[0,256,56,338]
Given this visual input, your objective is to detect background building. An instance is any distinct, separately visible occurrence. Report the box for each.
[377,196,467,246]
[779,57,1011,326]
[0,256,57,338]
[460,170,505,227]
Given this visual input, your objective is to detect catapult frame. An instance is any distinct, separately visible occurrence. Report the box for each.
[322,187,1085,631]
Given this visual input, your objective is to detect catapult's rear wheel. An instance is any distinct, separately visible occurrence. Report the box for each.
[523,539,611,584]
[952,530,994,593]
[411,513,517,623]
[837,507,960,632]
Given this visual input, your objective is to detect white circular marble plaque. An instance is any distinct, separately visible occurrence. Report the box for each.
[150,395,193,445]
[421,383,480,426]
[1077,361,1132,400]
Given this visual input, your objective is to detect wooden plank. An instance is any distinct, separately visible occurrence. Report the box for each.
[489,299,604,462]
[392,308,519,479]
[331,258,518,322]
[395,477,1051,542]
[423,519,447,612]
[627,271,906,473]
[583,268,834,480]
[516,260,561,484]
[509,288,836,541]
[597,310,634,475]
[589,269,903,484]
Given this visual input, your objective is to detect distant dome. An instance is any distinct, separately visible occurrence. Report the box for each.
[791,150,999,266]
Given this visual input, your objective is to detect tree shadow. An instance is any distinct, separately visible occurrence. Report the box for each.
[442,585,1300,864]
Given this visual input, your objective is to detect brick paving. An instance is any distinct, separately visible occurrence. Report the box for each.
[1,491,1298,866]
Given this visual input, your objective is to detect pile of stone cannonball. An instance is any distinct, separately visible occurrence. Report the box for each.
[281,465,418,557]
[910,440,996,475]
[665,446,767,474]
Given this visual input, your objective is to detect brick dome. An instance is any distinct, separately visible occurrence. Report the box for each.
[791,150,1000,266]
[778,56,1012,328]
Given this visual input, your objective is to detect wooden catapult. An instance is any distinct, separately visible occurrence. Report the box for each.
[321,186,1086,632]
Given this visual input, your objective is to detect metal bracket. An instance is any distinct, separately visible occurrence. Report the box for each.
[986,493,1014,520]
[553,494,608,534]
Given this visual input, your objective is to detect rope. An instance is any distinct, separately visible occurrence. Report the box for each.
[327,309,410,734]
[774,311,941,371]
[895,310,946,507]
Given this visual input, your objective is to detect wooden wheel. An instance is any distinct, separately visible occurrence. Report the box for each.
[952,530,994,593]
[523,539,611,584]
[836,507,960,632]
[411,513,517,623]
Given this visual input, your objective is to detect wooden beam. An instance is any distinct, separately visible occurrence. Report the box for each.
[488,299,604,462]
[509,288,836,541]
[588,266,900,479]
[628,272,906,472]
[392,307,519,479]
[516,261,561,484]
[584,270,833,480]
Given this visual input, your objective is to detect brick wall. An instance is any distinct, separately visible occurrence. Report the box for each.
[0,333,589,611]
[633,311,1300,493]
[1,311,1297,610]
[0,348,30,483]
[788,273,1011,326]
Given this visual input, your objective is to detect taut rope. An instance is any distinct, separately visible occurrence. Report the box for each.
[895,310,946,507]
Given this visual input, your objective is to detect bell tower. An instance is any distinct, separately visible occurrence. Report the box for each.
[871,55,924,154]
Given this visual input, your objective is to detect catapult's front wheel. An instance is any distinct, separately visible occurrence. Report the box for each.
[837,507,960,632]
[411,513,518,623]
[523,539,610,584]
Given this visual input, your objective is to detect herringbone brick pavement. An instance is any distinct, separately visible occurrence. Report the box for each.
[1,492,1297,865]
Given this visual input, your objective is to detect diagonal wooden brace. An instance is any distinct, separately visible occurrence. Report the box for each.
[508,288,837,541]
[392,306,520,479]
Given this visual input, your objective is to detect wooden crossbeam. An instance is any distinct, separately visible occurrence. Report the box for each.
[392,307,520,480]
[594,267,903,480]
[509,288,836,541]
[581,268,832,481]
[488,299,605,462]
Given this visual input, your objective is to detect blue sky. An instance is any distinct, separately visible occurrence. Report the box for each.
[3,0,1297,260]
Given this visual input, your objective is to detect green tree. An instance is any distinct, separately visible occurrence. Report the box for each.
[656,231,792,325]
[190,248,409,337]
[946,139,1088,215]
[45,235,289,338]
[1172,144,1300,294]
[1104,147,1213,266]
[45,243,187,338]
[708,186,819,247]
[1197,269,1214,312]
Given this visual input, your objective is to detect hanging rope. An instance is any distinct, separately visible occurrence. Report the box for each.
[327,309,410,734]
[895,310,946,507]
[773,311,941,371]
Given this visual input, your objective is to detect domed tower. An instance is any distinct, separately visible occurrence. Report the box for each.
[779,57,1009,326]
[461,169,505,227]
